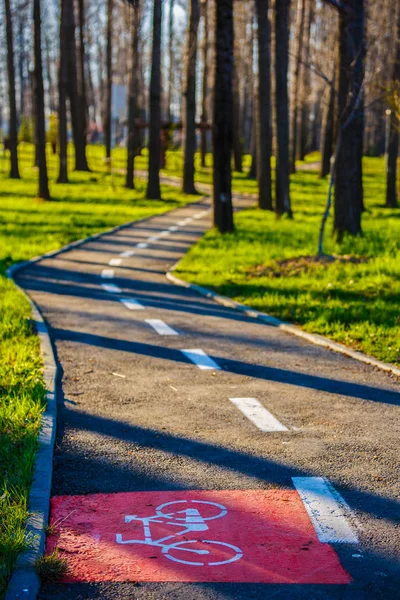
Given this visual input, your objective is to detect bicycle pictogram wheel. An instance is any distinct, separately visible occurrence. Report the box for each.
[162,539,243,567]
[155,499,228,521]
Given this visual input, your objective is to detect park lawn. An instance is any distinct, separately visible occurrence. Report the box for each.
[175,156,400,367]
[0,143,198,596]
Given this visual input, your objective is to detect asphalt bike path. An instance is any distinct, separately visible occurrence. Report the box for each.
[16,194,400,599]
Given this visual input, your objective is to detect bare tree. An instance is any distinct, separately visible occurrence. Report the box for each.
[289,0,305,173]
[200,0,210,167]
[58,0,69,183]
[126,0,141,190]
[275,0,291,216]
[255,0,273,210]
[213,0,234,233]
[4,0,20,178]
[147,0,162,200]
[182,0,200,194]
[33,0,50,200]
[104,0,113,159]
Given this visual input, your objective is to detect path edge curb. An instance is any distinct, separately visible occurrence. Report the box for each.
[166,271,400,379]
[5,269,58,600]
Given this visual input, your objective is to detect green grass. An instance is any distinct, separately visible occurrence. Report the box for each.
[176,156,400,366]
[0,143,198,597]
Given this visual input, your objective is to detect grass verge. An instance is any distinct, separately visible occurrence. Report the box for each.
[0,143,198,597]
[175,156,400,366]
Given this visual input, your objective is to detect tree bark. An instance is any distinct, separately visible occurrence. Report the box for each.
[33,0,50,200]
[58,0,68,184]
[200,0,209,168]
[77,0,88,136]
[386,5,400,208]
[334,0,364,238]
[232,64,243,172]
[182,0,200,194]
[126,1,141,190]
[298,0,313,161]
[147,0,162,200]
[167,0,175,121]
[255,0,273,210]
[65,0,89,171]
[104,0,113,159]
[275,0,291,216]
[289,0,305,173]
[320,75,336,178]
[213,0,234,233]
[4,0,20,178]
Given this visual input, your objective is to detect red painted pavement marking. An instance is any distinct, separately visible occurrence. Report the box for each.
[46,490,351,584]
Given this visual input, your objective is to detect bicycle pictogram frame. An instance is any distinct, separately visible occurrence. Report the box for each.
[116,499,243,566]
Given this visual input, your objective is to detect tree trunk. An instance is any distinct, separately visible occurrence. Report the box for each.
[334,0,364,238]
[232,64,243,172]
[18,15,25,122]
[213,0,234,233]
[58,0,68,184]
[275,0,291,216]
[289,0,305,173]
[33,0,50,200]
[104,0,113,159]
[200,0,209,168]
[126,1,141,190]
[386,5,400,208]
[65,0,89,171]
[320,75,335,178]
[77,0,88,136]
[147,0,162,200]
[167,0,175,121]
[298,0,313,161]
[255,0,273,210]
[4,0,20,178]
[182,0,200,194]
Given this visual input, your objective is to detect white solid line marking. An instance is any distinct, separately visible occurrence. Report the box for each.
[229,398,288,432]
[181,349,221,370]
[101,269,115,279]
[292,477,359,544]
[120,250,135,258]
[168,225,179,232]
[120,297,144,310]
[145,319,179,336]
[102,283,121,294]
[109,258,122,266]
[136,242,148,249]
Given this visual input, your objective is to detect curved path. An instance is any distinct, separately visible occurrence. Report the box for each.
[16,194,399,599]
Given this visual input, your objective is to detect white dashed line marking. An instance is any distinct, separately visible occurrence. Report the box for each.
[229,398,288,432]
[101,269,115,279]
[119,298,144,310]
[136,242,148,249]
[145,319,179,336]
[292,477,359,543]
[109,258,122,266]
[168,226,179,232]
[120,250,135,258]
[193,211,208,219]
[148,236,160,243]
[181,349,221,370]
[159,231,171,237]
[102,283,121,294]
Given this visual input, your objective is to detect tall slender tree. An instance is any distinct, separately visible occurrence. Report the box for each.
[386,2,400,208]
[200,0,209,167]
[126,0,141,189]
[213,0,234,233]
[182,0,200,194]
[289,0,305,173]
[33,0,50,200]
[147,0,162,200]
[104,0,113,159]
[255,0,273,210]
[4,0,20,178]
[275,0,291,216]
[58,0,69,183]
[167,0,175,121]
[333,0,365,238]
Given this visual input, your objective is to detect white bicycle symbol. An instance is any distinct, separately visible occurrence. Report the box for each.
[116,499,243,567]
